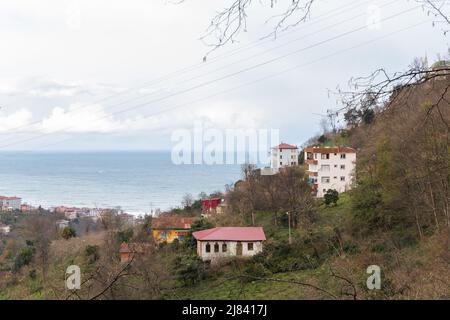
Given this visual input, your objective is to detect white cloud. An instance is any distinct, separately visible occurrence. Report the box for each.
[0,109,33,132]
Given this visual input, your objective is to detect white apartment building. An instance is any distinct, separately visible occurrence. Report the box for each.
[0,196,22,211]
[270,143,299,170]
[304,146,356,198]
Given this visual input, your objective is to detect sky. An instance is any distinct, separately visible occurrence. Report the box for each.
[0,0,448,151]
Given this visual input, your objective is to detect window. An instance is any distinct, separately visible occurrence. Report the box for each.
[320,165,330,172]
[280,155,282,159]
[314,153,317,159]
[321,153,330,159]
[340,176,346,181]
[340,165,345,170]
[205,243,211,253]
[160,231,167,239]
[247,243,254,251]
[280,162,282,165]
[334,165,338,168]
[340,154,346,159]
[222,243,227,252]
[321,177,330,183]
[334,176,337,179]
[214,243,219,253]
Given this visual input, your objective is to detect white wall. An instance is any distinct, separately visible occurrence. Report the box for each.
[271,148,299,169]
[305,151,356,197]
[198,240,263,261]
[0,198,21,210]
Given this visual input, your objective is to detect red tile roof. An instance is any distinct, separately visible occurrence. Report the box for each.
[304,146,356,154]
[152,216,194,230]
[193,227,266,241]
[0,196,21,200]
[273,143,298,149]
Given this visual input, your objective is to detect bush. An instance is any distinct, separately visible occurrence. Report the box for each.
[324,189,339,206]
[342,241,358,254]
[117,228,133,243]
[13,246,35,272]
[61,226,76,240]
[242,262,271,283]
[84,245,100,263]
[173,254,205,286]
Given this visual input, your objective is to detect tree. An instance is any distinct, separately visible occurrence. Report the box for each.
[181,193,194,209]
[172,254,205,286]
[179,1,449,55]
[324,189,339,206]
[184,219,215,250]
[13,245,35,272]
[61,226,76,240]
[21,215,57,280]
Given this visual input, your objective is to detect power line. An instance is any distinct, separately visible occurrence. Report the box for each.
[3,18,431,150]
[0,0,380,136]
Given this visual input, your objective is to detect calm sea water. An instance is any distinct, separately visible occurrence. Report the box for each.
[0,152,242,213]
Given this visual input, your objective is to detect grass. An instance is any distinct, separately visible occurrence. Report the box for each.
[177,268,327,300]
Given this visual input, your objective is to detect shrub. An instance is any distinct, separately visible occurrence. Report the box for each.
[61,226,76,240]
[84,245,100,263]
[13,246,35,272]
[173,254,205,286]
[324,189,339,206]
[117,228,133,243]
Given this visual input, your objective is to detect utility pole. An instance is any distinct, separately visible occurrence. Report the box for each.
[287,211,292,244]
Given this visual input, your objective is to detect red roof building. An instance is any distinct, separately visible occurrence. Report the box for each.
[193,227,266,261]
[272,143,298,150]
[201,198,223,214]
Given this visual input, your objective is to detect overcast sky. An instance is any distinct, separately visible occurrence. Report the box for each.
[0,0,448,151]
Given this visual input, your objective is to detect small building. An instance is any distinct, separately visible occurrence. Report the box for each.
[119,242,152,263]
[0,223,11,235]
[56,219,70,230]
[270,143,299,171]
[304,146,357,197]
[0,196,22,211]
[151,216,194,243]
[201,198,224,215]
[193,227,266,261]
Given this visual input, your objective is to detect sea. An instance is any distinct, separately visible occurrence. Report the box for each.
[0,152,243,214]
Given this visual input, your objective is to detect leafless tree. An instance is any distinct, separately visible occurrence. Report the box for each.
[176,0,449,56]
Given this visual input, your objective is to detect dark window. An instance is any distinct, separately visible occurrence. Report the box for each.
[205,243,211,253]
[340,154,346,159]
[222,243,227,252]
[247,243,254,251]
[214,243,219,253]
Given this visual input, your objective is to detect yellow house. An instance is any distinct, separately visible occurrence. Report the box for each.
[151,216,194,243]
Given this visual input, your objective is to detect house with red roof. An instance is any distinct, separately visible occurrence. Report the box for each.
[270,143,299,172]
[151,215,195,243]
[193,227,266,261]
[201,198,225,215]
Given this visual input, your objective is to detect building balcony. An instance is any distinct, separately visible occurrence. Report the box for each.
[305,159,318,165]
[306,171,318,177]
